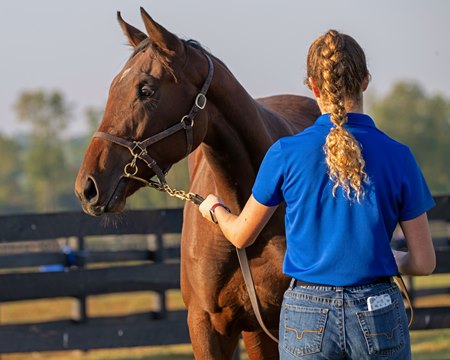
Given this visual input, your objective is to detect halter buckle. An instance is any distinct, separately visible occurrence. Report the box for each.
[181,115,194,129]
[195,93,207,109]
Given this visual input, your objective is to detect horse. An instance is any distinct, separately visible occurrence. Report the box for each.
[75,7,320,359]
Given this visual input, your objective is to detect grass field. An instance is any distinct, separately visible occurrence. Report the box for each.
[1,275,449,360]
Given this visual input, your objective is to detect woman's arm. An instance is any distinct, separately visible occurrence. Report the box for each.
[199,194,278,249]
[393,212,436,276]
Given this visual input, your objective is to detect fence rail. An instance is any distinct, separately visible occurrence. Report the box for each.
[0,195,449,353]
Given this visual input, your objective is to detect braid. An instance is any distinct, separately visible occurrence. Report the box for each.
[307,30,369,201]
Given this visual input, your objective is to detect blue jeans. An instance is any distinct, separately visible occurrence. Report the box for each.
[279,279,411,359]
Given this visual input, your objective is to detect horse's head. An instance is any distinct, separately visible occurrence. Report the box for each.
[75,8,213,216]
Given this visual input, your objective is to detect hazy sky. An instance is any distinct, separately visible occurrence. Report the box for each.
[1,0,449,136]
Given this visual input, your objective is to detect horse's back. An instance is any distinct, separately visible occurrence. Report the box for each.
[256,94,320,133]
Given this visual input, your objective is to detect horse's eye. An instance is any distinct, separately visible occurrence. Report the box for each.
[138,84,155,98]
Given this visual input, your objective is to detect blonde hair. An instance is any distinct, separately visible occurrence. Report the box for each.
[306,30,369,201]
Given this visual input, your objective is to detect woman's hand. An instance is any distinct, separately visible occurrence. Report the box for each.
[198,194,278,249]
[198,194,221,223]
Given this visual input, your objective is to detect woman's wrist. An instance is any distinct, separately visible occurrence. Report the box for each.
[209,202,231,224]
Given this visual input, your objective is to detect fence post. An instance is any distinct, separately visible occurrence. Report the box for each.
[406,275,416,306]
[233,345,241,360]
[154,228,167,319]
[72,236,87,323]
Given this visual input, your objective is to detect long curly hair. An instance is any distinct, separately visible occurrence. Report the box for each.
[306,30,369,201]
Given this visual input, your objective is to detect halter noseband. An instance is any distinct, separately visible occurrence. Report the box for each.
[93,52,214,190]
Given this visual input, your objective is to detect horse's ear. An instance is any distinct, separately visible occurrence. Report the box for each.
[117,11,147,48]
[140,7,179,55]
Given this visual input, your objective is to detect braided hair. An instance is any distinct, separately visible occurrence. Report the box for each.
[306,30,369,201]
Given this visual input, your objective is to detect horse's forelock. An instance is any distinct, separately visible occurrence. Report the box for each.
[128,39,177,82]
[131,39,151,58]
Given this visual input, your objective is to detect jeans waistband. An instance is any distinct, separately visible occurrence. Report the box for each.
[291,276,392,289]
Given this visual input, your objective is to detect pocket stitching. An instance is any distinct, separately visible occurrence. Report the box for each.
[365,323,401,340]
[285,325,324,340]
[282,305,329,357]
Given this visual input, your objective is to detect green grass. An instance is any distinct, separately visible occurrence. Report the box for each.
[411,328,450,359]
[410,273,450,289]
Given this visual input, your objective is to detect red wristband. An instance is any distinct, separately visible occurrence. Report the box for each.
[209,203,231,224]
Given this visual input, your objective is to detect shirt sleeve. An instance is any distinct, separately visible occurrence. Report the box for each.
[399,149,435,221]
[252,140,284,206]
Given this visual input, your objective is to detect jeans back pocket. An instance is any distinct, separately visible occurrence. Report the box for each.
[281,304,329,357]
[357,300,405,356]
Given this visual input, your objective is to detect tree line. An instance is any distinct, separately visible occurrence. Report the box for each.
[0,81,448,214]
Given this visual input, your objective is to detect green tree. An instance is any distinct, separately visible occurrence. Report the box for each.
[84,106,103,136]
[0,134,25,213]
[15,90,73,212]
[369,81,450,194]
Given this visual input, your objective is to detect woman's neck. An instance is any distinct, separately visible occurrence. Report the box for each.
[317,94,364,114]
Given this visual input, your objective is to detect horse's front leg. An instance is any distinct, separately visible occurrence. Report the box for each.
[187,306,240,359]
[242,330,279,360]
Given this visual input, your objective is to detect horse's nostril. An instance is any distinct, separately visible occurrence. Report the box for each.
[84,177,98,202]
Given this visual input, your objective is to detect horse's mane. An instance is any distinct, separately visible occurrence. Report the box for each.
[184,39,204,51]
[184,39,230,71]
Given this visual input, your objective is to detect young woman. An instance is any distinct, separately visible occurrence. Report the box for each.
[199,30,436,359]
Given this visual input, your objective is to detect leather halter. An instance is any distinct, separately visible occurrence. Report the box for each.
[93,51,214,188]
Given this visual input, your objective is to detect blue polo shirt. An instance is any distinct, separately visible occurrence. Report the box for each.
[252,113,435,286]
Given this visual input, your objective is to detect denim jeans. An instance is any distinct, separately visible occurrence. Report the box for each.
[279,279,411,359]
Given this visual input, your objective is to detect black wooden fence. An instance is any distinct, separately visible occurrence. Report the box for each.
[0,208,189,354]
[0,195,449,354]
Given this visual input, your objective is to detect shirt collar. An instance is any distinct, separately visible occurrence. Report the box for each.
[314,113,376,128]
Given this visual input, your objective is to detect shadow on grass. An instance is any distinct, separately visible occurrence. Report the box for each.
[108,355,194,360]
[411,328,450,359]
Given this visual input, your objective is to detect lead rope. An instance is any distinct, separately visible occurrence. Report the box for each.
[394,274,414,328]
[125,174,205,205]
[236,248,279,343]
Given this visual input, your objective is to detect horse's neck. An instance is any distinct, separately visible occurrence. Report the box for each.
[207,75,288,155]
[200,61,291,207]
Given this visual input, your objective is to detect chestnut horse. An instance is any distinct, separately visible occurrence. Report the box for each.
[75,8,319,359]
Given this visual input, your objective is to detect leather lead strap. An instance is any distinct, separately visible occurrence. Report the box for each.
[394,274,414,328]
[236,248,279,343]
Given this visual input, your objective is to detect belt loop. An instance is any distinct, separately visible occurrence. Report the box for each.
[289,278,296,290]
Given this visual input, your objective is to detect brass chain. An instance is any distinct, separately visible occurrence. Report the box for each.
[161,183,202,203]
[126,173,204,205]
